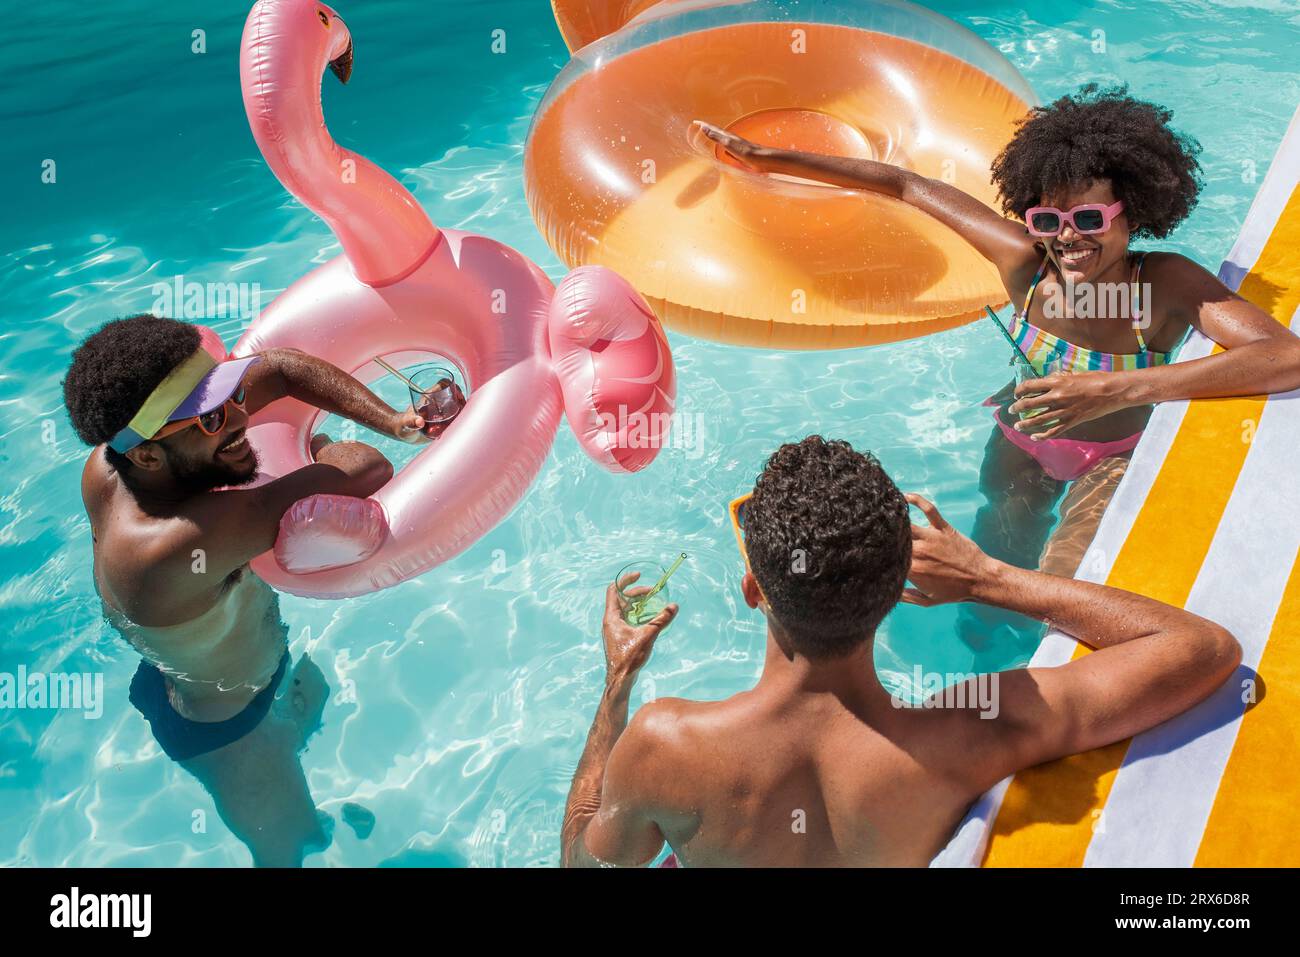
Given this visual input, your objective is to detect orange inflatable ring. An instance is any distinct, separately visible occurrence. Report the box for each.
[527,0,1038,349]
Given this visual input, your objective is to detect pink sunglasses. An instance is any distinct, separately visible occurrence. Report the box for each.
[1024,200,1125,237]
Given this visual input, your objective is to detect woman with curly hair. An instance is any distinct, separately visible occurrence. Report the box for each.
[699,85,1300,596]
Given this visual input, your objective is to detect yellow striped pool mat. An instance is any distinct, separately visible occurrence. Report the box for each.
[932,103,1300,868]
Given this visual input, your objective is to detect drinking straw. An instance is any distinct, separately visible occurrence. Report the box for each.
[629,552,688,621]
[983,306,1041,377]
[372,356,422,392]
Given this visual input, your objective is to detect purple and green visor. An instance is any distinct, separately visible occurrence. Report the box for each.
[108,350,260,454]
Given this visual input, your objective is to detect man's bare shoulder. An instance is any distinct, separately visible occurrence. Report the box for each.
[84,455,180,550]
[619,691,758,789]
[610,693,754,837]
[81,452,223,614]
[80,447,111,513]
[627,691,756,746]
[623,696,705,753]
[908,670,1046,795]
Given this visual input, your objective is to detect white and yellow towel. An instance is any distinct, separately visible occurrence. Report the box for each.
[933,102,1300,868]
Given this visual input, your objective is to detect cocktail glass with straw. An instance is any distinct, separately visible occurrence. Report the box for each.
[1014,356,1064,420]
[372,356,466,438]
[616,552,687,625]
[981,307,1062,423]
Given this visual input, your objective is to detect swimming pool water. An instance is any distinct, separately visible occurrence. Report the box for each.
[2,0,1298,866]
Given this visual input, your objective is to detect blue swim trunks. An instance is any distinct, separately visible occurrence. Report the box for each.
[128,652,290,762]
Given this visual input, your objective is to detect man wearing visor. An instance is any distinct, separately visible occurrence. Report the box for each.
[64,314,424,866]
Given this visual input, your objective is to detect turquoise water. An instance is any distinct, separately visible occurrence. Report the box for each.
[2,0,1298,866]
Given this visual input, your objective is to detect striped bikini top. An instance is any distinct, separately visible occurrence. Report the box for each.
[1010,252,1174,374]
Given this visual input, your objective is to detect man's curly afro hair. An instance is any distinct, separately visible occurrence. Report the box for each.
[744,436,911,659]
[63,315,201,448]
[991,84,1203,240]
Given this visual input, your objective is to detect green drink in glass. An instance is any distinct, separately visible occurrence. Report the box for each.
[1014,356,1063,421]
[615,553,686,625]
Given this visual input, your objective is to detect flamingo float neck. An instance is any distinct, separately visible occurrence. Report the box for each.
[240,0,440,287]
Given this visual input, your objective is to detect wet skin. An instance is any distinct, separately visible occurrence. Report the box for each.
[696,120,1300,439]
[696,122,1300,650]
[562,496,1241,867]
[82,346,422,865]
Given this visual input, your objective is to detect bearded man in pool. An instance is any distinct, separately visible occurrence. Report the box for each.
[562,436,1240,867]
[64,314,425,866]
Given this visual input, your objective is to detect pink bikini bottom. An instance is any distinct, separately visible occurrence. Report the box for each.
[984,398,1141,482]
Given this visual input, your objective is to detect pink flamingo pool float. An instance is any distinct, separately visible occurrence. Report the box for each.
[229,0,676,598]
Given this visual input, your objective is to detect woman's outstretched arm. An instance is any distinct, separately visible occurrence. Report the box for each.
[695,121,1036,273]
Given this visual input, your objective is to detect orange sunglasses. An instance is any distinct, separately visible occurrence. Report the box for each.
[151,385,247,443]
[728,492,769,604]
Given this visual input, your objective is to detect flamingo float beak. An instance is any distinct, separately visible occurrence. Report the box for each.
[329,39,354,84]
